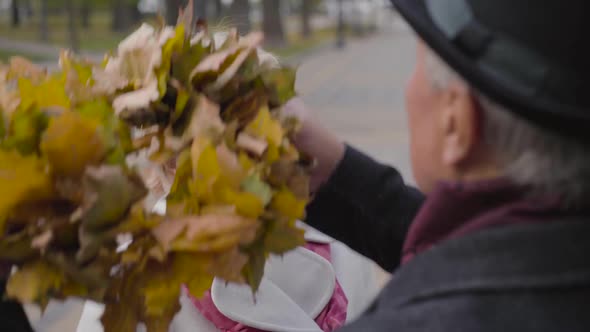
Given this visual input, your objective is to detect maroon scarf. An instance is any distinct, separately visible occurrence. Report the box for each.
[402,179,565,264]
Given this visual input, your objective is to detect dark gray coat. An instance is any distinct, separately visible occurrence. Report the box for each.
[306,147,590,331]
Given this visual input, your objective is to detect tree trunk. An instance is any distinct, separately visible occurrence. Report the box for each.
[65,0,80,52]
[301,0,312,38]
[262,0,285,46]
[81,0,91,29]
[112,0,139,32]
[212,0,223,19]
[166,0,184,24]
[112,1,125,32]
[194,0,207,21]
[229,0,251,34]
[39,0,49,42]
[11,0,20,27]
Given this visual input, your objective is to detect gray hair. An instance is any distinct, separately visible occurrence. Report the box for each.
[425,51,590,204]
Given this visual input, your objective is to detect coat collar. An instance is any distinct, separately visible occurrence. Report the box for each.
[402,178,563,263]
[389,219,590,308]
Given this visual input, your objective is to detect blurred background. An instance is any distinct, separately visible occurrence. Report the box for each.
[0,0,390,61]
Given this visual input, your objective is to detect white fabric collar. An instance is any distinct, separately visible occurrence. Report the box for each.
[212,247,335,332]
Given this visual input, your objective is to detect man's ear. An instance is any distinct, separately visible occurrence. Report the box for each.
[438,82,480,169]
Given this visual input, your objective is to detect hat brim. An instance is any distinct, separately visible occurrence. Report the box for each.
[390,0,590,140]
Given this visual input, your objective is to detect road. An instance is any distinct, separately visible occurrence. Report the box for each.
[295,16,416,182]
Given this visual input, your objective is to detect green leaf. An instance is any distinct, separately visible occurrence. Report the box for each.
[263,219,305,255]
[241,175,273,205]
[158,25,186,96]
[76,99,133,162]
[80,166,147,232]
[172,42,211,86]
[18,73,70,111]
[167,150,197,217]
[2,107,49,155]
[6,260,64,306]
[262,67,297,106]
[242,243,266,293]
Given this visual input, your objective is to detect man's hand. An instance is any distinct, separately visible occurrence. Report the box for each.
[283,98,346,193]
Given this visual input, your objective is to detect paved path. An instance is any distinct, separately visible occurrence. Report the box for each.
[293,16,416,285]
[295,16,416,182]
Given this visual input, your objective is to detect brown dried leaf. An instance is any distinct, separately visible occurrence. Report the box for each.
[208,247,248,283]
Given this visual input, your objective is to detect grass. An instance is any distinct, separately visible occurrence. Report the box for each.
[0,11,145,53]
[0,49,51,62]
[0,11,339,61]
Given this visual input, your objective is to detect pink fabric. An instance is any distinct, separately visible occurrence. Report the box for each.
[187,242,348,332]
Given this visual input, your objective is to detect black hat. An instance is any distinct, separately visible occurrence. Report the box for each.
[390,0,590,141]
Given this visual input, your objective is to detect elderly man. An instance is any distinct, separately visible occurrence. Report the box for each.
[286,0,590,330]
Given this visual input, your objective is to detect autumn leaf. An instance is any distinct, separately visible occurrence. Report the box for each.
[263,219,305,255]
[76,99,133,165]
[177,95,225,144]
[208,247,248,283]
[141,253,213,332]
[0,66,21,116]
[0,150,52,228]
[216,142,245,188]
[242,243,266,293]
[0,232,38,263]
[6,260,63,306]
[172,41,211,86]
[80,165,147,232]
[244,105,284,146]
[40,111,106,177]
[167,151,200,217]
[101,271,142,332]
[270,188,307,221]
[191,137,221,199]
[18,73,70,111]
[216,186,265,219]
[262,67,297,107]
[152,214,258,252]
[157,24,186,96]
[0,110,6,140]
[2,107,49,155]
[7,56,46,83]
[241,175,273,205]
[176,0,194,32]
[60,51,96,105]
[222,89,267,125]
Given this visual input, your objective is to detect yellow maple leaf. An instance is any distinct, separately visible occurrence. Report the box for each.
[143,253,212,317]
[6,260,63,305]
[40,111,106,177]
[18,73,69,112]
[245,105,284,147]
[271,188,308,221]
[0,149,52,229]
